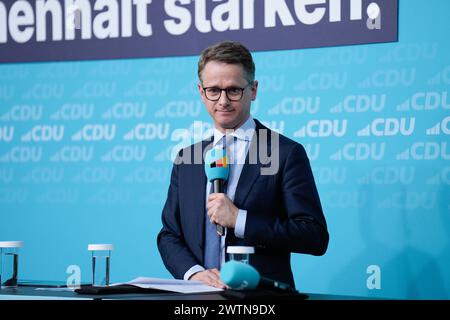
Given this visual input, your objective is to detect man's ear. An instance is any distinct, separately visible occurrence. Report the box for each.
[251,80,258,101]
[198,83,206,103]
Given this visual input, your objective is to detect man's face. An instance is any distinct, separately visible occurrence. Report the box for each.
[198,61,258,133]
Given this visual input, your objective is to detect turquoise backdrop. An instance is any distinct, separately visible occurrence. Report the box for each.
[0,0,448,299]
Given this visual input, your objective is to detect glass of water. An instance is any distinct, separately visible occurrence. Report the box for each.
[226,246,254,265]
[88,244,113,287]
[0,241,23,289]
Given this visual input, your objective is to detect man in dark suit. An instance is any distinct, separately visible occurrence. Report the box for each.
[157,41,328,289]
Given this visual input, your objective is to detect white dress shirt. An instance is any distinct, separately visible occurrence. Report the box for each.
[184,116,256,280]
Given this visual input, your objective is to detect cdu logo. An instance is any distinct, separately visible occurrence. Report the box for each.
[102,102,147,119]
[123,123,170,141]
[155,100,203,118]
[0,146,43,163]
[125,80,169,97]
[123,167,170,184]
[396,142,450,161]
[317,47,368,66]
[331,94,386,113]
[0,188,28,204]
[357,118,415,137]
[359,68,415,88]
[22,83,64,99]
[73,82,116,98]
[72,167,115,184]
[330,143,386,161]
[294,120,347,138]
[21,125,65,142]
[71,124,116,141]
[0,105,43,121]
[380,43,438,63]
[296,72,348,90]
[378,192,436,210]
[397,91,450,111]
[323,190,367,209]
[50,104,94,121]
[21,167,64,184]
[357,167,415,185]
[101,145,147,162]
[50,146,94,163]
[313,167,347,185]
[268,97,320,115]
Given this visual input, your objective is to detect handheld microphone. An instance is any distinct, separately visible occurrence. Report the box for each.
[204,147,229,236]
[221,260,298,293]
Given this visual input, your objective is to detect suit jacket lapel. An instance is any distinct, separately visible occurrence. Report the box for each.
[234,119,272,208]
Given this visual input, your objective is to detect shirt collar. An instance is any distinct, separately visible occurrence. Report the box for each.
[213,117,256,147]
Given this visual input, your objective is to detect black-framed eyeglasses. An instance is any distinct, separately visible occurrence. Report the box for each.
[202,83,252,101]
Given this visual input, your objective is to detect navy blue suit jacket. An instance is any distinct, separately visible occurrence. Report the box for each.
[157,119,328,287]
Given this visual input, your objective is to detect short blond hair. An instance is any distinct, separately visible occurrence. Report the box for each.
[198,41,255,84]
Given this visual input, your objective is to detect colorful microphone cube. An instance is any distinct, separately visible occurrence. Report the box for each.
[204,147,229,182]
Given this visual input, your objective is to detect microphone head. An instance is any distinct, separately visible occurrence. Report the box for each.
[220,261,260,290]
[204,147,229,182]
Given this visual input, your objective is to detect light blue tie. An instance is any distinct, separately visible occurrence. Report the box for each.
[204,136,226,270]
[204,135,238,270]
[204,181,221,270]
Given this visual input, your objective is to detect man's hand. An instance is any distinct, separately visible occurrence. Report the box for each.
[189,269,227,289]
[207,193,239,229]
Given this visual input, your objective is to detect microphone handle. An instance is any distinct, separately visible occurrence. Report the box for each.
[213,179,225,236]
[213,179,224,193]
[259,276,298,293]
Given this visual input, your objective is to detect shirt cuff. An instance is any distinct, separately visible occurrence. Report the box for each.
[234,209,247,239]
[183,265,205,280]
